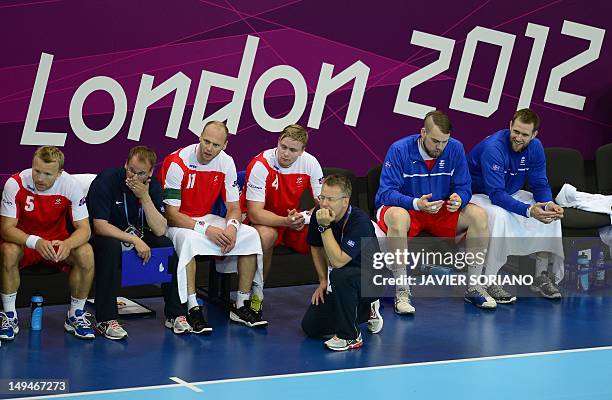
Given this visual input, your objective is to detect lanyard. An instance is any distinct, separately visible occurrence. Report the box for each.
[339,205,352,244]
[123,192,143,232]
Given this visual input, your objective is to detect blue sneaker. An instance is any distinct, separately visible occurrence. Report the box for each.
[464,286,497,309]
[0,311,19,340]
[64,309,95,339]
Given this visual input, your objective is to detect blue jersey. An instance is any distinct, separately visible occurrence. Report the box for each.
[467,129,553,217]
[375,134,471,211]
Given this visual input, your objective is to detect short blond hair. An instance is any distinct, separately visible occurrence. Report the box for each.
[279,124,308,147]
[34,146,64,170]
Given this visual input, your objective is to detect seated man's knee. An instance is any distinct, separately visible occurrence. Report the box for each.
[145,234,173,249]
[92,235,122,253]
[466,205,489,233]
[254,225,278,250]
[301,307,323,338]
[0,242,22,270]
[301,312,315,337]
[72,243,95,271]
[384,207,410,233]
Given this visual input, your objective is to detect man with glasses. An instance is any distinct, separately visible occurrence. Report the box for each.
[160,121,266,332]
[87,146,186,339]
[301,175,382,351]
[240,124,323,316]
[375,110,494,312]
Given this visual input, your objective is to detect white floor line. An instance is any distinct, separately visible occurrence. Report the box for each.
[169,377,204,393]
[191,344,612,386]
[23,345,612,399]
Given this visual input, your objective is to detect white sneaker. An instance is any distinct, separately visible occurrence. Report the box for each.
[164,316,192,334]
[96,320,128,340]
[464,286,497,309]
[394,289,415,315]
[367,300,383,334]
[324,333,363,351]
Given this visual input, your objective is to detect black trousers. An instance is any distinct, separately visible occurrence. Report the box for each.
[91,232,186,322]
[301,266,375,340]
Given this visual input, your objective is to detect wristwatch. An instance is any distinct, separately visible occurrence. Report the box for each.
[318,224,331,233]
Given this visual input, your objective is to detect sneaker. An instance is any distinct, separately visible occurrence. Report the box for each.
[0,311,19,340]
[394,289,415,315]
[367,300,383,334]
[230,304,268,328]
[165,316,193,334]
[464,286,497,309]
[186,307,213,334]
[487,284,517,304]
[249,295,263,318]
[64,309,95,339]
[325,333,363,351]
[530,272,562,299]
[95,320,128,340]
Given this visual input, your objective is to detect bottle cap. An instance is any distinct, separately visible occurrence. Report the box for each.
[31,295,43,303]
[577,255,589,265]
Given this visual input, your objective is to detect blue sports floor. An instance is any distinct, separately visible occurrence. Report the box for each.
[1,285,612,399]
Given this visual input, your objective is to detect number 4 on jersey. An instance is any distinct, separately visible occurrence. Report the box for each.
[271,175,279,190]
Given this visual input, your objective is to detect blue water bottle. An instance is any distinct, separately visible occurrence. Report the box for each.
[594,251,606,287]
[30,293,43,330]
[577,255,590,292]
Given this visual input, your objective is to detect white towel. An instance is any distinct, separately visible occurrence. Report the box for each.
[471,191,564,283]
[555,183,612,224]
[166,214,263,303]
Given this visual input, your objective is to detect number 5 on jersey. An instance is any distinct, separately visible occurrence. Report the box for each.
[25,195,35,211]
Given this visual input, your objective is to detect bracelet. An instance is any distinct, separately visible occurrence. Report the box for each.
[194,221,210,235]
[25,235,41,249]
[227,218,240,230]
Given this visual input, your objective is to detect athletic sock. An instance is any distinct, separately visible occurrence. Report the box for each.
[236,291,250,308]
[1,292,17,315]
[187,293,199,310]
[535,253,549,276]
[69,297,86,317]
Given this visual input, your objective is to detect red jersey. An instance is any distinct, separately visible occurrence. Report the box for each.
[240,148,323,217]
[0,169,88,239]
[159,143,239,218]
